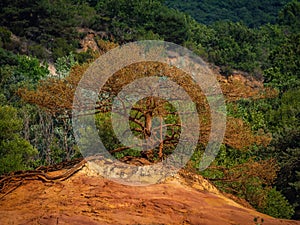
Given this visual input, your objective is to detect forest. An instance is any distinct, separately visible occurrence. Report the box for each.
[165,0,291,27]
[0,0,299,220]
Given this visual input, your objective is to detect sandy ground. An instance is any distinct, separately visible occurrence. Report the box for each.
[0,165,299,225]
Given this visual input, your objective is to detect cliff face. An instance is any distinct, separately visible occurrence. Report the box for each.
[0,163,299,225]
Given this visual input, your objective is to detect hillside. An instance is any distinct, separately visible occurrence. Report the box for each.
[0,161,299,225]
[0,0,299,221]
[165,0,291,27]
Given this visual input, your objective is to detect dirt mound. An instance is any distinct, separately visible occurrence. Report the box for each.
[0,162,299,225]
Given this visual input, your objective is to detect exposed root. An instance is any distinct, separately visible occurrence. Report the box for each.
[0,158,86,200]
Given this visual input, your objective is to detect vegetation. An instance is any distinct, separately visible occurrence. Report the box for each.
[165,0,291,27]
[0,105,37,174]
[0,0,299,220]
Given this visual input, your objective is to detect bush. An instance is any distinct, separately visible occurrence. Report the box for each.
[28,44,50,60]
[52,38,76,59]
[0,26,12,48]
[261,187,295,219]
[0,105,37,175]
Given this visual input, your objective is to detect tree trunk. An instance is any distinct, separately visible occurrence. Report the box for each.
[158,115,163,159]
[145,112,152,139]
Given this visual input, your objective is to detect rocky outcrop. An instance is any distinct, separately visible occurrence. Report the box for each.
[0,161,299,225]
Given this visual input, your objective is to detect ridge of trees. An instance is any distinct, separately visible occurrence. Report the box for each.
[165,0,291,27]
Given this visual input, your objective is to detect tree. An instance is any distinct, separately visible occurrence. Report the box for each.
[0,52,48,104]
[0,105,37,175]
[279,0,300,32]
[265,90,300,218]
[264,34,300,92]
[18,43,272,161]
[0,27,12,49]
[165,0,290,27]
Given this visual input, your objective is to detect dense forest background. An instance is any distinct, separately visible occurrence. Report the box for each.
[165,0,291,27]
[0,0,299,220]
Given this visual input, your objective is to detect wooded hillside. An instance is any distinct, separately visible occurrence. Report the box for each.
[0,0,299,220]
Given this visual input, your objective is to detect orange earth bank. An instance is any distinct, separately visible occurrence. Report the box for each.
[0,164,299,225]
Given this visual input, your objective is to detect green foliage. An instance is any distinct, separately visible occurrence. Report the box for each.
[227,99,273,132]
[136,29,162,41]
[52,38,77,60]
[267,128,300,218]
[165,0,290,27]
[263,33,300,92]
[0,105,37,175]
[261,188,295,219]
[267,89,300,132]
[94,0,190,44]
[95,112,134,158]
[199,145,276,212]
[290,171,300,218]
[74,49,95,64]
[228,89,300,218]
[28,44,50,60]
[0,0,96,57]
[5,54,49,84]
[55,52,78,78]
[0,0,299,219]
[0,47,18,65]
[0,0,298,83]
[0,106,22,140]
[150,7,190,43]
[0,51,48,102]
[16,55,49,83]
[21,106,79,165]
[279,0,300,32]
[0,0,298,82]
[211,22,257,72]
[0,26,12,48]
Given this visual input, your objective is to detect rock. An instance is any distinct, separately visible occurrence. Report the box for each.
[0,163,299,225]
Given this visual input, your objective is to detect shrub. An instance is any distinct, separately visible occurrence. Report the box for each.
[260,187,295,219]
[0,105,38,175]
